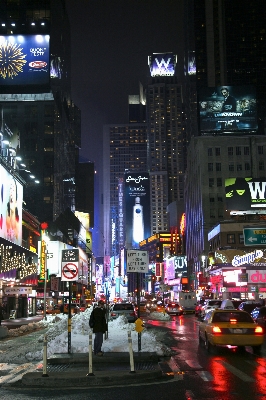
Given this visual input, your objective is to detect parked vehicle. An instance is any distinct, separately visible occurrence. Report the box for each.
[165,302,183,316]
[199,309,264,354]
[109,302,137,323]
[195,300,205,317]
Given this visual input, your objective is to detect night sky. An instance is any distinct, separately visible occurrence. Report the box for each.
[65,0,183,166]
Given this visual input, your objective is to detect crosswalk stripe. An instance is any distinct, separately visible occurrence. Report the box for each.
[215,360,255,382]
[0,362,39,384]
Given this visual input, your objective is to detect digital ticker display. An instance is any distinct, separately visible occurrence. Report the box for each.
[198,85,257,133]
[0,34,50,86]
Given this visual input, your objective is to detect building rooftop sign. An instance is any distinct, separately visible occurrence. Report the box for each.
[232,249,263,267]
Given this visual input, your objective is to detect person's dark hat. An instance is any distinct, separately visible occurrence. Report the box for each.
[98,300,104,305]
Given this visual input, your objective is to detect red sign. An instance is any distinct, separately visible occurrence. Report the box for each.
[61,263,78,281]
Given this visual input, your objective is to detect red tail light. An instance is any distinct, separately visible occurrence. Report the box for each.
[255,326,263,334]
[130,312,135,316]
[212,326,222,333]
[111,312,116,316]
[229,319,237,324]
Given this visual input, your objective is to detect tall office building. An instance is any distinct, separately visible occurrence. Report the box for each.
[102,122,148,258]
[0,0,81,224]
[146,53,186,233]
[183,0,266,284]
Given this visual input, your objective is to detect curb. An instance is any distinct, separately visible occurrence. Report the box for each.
[18,353,174,388]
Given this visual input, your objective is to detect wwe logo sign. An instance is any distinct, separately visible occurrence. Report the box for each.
[150,54,175,77]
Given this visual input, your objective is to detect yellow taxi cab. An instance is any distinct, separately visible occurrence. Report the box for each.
[156,303,166,313]
[199,309,264,354]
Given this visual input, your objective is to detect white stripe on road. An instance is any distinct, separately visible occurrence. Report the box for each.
[0,362,39,384]
[196,370,214,381]
[215,360,255,382]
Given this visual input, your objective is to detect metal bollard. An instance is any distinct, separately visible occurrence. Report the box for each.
[42,334,49,377]
[127,331,135,373]
[86,331,94,376]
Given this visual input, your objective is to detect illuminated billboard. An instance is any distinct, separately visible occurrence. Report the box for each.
[0,34,50,86]
[124,172,151,248]
[148,53,176,77]
[225,177,266,210]
[198,85,257,133]
[0,165,23,245]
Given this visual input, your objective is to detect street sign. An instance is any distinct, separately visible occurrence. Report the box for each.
[243,227,266,246]
[61,262,78,281]
[126,250,149,273]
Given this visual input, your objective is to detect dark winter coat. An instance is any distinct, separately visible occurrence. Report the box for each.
[92,306,107,333]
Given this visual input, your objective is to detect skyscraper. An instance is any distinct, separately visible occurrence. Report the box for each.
[0,0,81,223]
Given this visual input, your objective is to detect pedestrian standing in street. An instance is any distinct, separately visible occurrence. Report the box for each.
[92,300,107,356]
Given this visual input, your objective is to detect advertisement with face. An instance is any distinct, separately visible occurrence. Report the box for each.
[149,53,176,77]
[225,177,266,210]
[0,34,50,86]
[198,85,257,133]
[0,165,23,245]
[124,172,151,249]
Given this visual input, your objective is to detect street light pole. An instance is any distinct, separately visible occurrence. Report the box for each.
[43,248,48,320]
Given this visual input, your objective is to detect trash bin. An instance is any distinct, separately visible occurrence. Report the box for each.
[9,310,16,319]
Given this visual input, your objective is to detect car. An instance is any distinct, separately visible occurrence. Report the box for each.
[200,300,222,319]
[155,303,166,313]
[146,301,157,312]
[109,302,137,323]
[46,305,61,314]
[251,306,266,329]
[165,302,183,316]
[199,309,264,354]
[195,300,205,317]
[238,301,263,314]
[64,304,80,314]
[135,302,147,314]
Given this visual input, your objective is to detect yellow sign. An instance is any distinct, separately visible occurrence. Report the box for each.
[135,318,144,333]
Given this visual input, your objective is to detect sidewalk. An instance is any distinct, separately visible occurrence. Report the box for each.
[19,352,173,388]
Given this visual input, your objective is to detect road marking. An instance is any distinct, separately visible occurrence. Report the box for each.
[185,360,203,369]
[196,370,213,381]
[0,362,39,384]
[215,360,255,382]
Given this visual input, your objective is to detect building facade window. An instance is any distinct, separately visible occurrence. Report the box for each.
[244,146,250,155]
[229,163,234,171]
[208,148,213,156]
[216,163,221,171]
[217,177,222,187]
[258,146,263,155]
[259,161,264,170]
[208,163,213,171]
[215,147,220,156]
[228,147,233,156]
[236,146,241,155]
[209,178,214,187]
[245,162,250,171]
[227,234,235,244]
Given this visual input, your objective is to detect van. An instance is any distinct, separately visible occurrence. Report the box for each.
[220,299,235,310]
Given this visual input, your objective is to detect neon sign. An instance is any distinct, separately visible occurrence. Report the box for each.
[232,249,263,267]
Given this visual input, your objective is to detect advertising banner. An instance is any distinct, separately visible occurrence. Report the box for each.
[225,177,266,210]
[0,165,23,246]
[0,34,50,86]
[198,85,257,133]
[124,172,150,248]
[148,53,176,77]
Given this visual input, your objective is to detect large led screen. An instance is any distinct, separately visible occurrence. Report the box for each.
[0,35,50,86]
[198,85,257,133]
[124,172,151,248]
[149,53,176,77]
[0,165,23,245]
[225,177,266,210]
